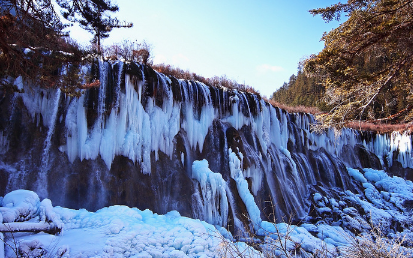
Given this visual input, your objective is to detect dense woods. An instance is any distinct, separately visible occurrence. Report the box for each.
[271,70,328,112]
[271,0,413,131]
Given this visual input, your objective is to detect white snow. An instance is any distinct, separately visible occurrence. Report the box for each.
[313,193,323,202]
[363,168,413,209]
[0,190,340,258]
[1,190,236,258]
[0,190,40,223]
[347,167,367,183]
[258,222,338,255]
[3,165,413,258]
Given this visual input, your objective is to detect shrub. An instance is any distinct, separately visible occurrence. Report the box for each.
[340,225,413,258]
[345,121,413,134]
[217,211,413,258]
[104,40,153,65]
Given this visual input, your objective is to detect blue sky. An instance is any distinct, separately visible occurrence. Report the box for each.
[69,0,341,97]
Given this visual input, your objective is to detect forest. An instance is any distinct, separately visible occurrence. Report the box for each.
[273,0,413,131]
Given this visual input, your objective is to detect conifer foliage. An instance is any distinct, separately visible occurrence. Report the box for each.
[271,71,328,112]
[305,0,413,129]
[57,0,132,55]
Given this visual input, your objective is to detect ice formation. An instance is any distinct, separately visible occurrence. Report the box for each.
[228,149,262,230]
[0,190,229,257]
[192,159,228,226]
[1,60,413,254]
[13,61,412,175]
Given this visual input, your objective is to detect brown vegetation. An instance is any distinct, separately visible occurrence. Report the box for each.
[345,121,413,134]
[79,79,100,89]
[104,40,152,65]
[268,97,412,134]
[0,0,87,95]
[267,99,321,115]
[218,215,412,258]
[152,63,260,95]
[340,223,412,258]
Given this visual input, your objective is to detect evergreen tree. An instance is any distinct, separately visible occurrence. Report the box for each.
[305,0,413,129]
[271,71,328,111]
[58,0,132,55]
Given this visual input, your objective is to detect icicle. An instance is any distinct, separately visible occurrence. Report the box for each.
[228,148,262,230]
[37,89,61,198]
[181,81,215,153]
[0,94,19,153]
[0,131,7,154]
[114,61,123,111]
[97,59,108,123]
[225,184,249,237]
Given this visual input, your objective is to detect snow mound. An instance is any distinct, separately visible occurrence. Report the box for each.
[3,194,234,257]
[0,190,62,233]
[0,190,40,222]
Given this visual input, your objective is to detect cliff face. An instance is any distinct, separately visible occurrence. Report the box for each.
[1,60,412,232]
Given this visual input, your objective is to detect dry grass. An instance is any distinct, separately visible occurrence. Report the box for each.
[339,225,413,258]
[217,206,413,258]
[218,223,413,258]
[266,99,322,115]
[217,220,332,258]
[217,202,323,258]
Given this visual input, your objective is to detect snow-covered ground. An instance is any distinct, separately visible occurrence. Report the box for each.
[1,167,413,257]
[0,190,231,257]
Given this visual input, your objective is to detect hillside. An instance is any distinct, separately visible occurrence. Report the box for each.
[271,71,328,112]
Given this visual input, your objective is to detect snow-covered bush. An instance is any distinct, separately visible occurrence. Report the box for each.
[0,190,40,223]
[340,225,413,258]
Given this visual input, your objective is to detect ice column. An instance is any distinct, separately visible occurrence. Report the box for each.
[192,160,228,226]
[228,148,262,230]
[37,89,61,198]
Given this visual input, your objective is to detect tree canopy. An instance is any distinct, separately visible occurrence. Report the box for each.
[304,0,413,130]
[0,0,84,94]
